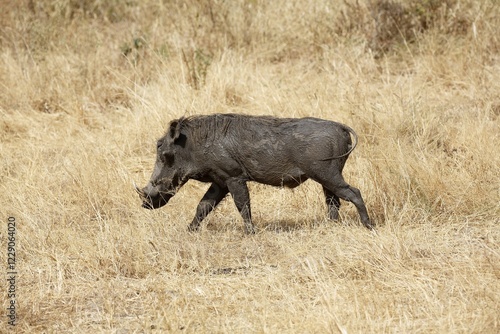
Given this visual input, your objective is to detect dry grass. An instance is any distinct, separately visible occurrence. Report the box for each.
[1,0,499,332]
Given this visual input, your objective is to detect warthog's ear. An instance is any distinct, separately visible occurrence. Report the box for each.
[168,119,187,147]
[168,120,182,141]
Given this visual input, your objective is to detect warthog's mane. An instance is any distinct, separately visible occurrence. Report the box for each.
[174,113,279,144]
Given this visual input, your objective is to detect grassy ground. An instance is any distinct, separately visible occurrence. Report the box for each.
[1,0,499,332]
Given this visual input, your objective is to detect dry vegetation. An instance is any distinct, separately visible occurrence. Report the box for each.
[1,0,499,332]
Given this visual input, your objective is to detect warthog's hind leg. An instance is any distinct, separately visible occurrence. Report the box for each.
[318,174,373,230]
[323,187,341,221]
[188,183,228,232]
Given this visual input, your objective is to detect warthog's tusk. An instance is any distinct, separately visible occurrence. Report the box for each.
[133,181,145,198]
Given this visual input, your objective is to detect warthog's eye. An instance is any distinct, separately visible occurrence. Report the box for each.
[156,140,163,150]
[161,151,175,166]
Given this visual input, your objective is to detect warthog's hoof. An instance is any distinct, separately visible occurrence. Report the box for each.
[245,225,256,235]
[187,223,200,232]
[364,221,376,231]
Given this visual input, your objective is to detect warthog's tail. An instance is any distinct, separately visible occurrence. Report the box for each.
[320,124,359,161]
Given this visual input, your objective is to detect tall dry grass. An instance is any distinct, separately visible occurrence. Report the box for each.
[1,0,499,332]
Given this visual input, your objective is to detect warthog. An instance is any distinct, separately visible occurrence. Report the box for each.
[136,114,373,234]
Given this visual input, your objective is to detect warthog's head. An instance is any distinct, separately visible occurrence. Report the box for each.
[136,120,187,209]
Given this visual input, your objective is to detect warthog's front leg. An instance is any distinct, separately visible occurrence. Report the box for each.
[226,178,255,234]
[188,183,228,232]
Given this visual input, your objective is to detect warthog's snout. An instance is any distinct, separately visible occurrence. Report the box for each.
[135,183,172,209]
